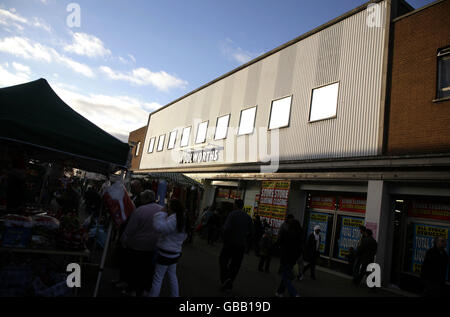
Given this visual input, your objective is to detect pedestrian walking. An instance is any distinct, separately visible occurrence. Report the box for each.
[275,218,303,297]
[253,215,264,256]
[121,190,161,296]
[258,230,273,273]
[353,225,366,279]
[207,209,220,245]
[219,199,254,292]
[148,199,189,297]
[303,225,321,280]
[421,236,448,297]
[353,229,377,286]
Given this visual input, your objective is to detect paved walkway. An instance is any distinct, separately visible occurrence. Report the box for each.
[83,235,417,297]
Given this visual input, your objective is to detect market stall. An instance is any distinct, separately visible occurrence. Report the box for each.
[0,78,131,297]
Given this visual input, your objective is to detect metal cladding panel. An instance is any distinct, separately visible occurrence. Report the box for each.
[140,1,388,171]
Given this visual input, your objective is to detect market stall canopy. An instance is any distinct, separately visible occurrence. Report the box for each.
[0,78,130,174]
[133,172,203,188]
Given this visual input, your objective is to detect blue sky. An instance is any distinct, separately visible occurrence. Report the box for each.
[0,0,434,142]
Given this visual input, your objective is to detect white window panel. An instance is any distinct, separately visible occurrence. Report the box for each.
[214,114,230,140]
[168,130,177,150]
[309,82,339,122]
[148,137,155,153]
[180,127,191,147]
[157,134,165,152]
[135,141,141,156]
[238,106,257,135]
[269,96,292,130]
[196,121,208,144]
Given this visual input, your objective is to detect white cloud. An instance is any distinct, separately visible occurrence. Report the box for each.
[0,8,51,32]
[99,66,187,92]
[220,38,261,65]
[12,61,30,74]
[0,36,94,77]
[51,82,162,142]
[0,64,30,86]
[128,54,136,63]
[64,32,111,58]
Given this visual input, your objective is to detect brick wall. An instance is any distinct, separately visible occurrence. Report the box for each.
[387,0,450,155]
[128,126,147,170]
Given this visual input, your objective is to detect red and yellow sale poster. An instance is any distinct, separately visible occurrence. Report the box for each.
[258,180,290,222]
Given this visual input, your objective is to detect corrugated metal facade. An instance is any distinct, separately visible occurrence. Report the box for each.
[140,0,389,171]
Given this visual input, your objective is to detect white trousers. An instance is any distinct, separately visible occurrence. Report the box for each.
[149,263,179,297]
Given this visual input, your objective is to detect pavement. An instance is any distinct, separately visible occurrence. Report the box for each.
[80,234,417,298]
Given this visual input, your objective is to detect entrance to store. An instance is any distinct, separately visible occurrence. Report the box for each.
[303,193,367,275]
[389,196,450,294]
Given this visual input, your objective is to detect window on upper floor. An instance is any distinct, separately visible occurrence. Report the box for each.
[180,126,191,147]
[437,47,450,99]
[309,82,339,122]
[157,134,165,152]
[135,141,141,156]
[168,130,177,150]
[148,137,155,153]
[238,106,257,135]
[269,96,292,130]
[214,114,230,140]
[195,121,208,144]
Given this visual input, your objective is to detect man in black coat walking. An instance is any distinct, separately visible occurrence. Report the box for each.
[353,229,378,286]
[421,236,448,297]
[303,225,321,280]
[219,199,254,292]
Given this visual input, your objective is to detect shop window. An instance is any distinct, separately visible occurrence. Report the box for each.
[437,47,450,99]
[157,134,165,152]
[238,106,257,135]
[268,96,292,130]
[304,211,335,257]
[168,130,177,150]
[214,114,230,140]
[195,121,208,144]
[148,137,155,153]
[309,82,339,122]
[135,141,141,156]
[180,127,191,147]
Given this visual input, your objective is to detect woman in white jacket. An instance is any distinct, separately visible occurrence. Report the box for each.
[149,198,188,297]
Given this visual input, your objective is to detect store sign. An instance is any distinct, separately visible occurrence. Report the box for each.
[337,216,365,260]
[407,201,450,222]
[411,223,450,277]
[338,197,366,214]
[217,188,230,199]
[306,212,329,254]
[258,181,290,235]
[310,195,336,211]
[179,146,222,164]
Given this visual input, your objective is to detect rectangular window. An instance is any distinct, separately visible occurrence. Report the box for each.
[135,141,141,156]
[195,121,208,144]
[148,137,155,153]
[157,134,165,152]
[269,96,292,130]
[180,127,191,147]
[214,114,230,140]
[438,48,450,99]
[238,106,257,135]
[168,130,177,150]
[309,82,339,122]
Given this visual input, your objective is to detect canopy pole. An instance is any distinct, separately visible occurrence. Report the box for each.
[93,220,113,297]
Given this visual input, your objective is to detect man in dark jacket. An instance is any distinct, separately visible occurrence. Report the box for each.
[219,199,254,292]
[421,236,448,297]
[353,229,378,286]
[275,218,303,297]
[303,225,321,280]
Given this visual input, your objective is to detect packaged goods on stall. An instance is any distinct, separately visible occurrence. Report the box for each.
[2,214,33,248]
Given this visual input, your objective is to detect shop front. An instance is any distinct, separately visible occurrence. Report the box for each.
[391,197,450,293]
[303,193,367,272]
